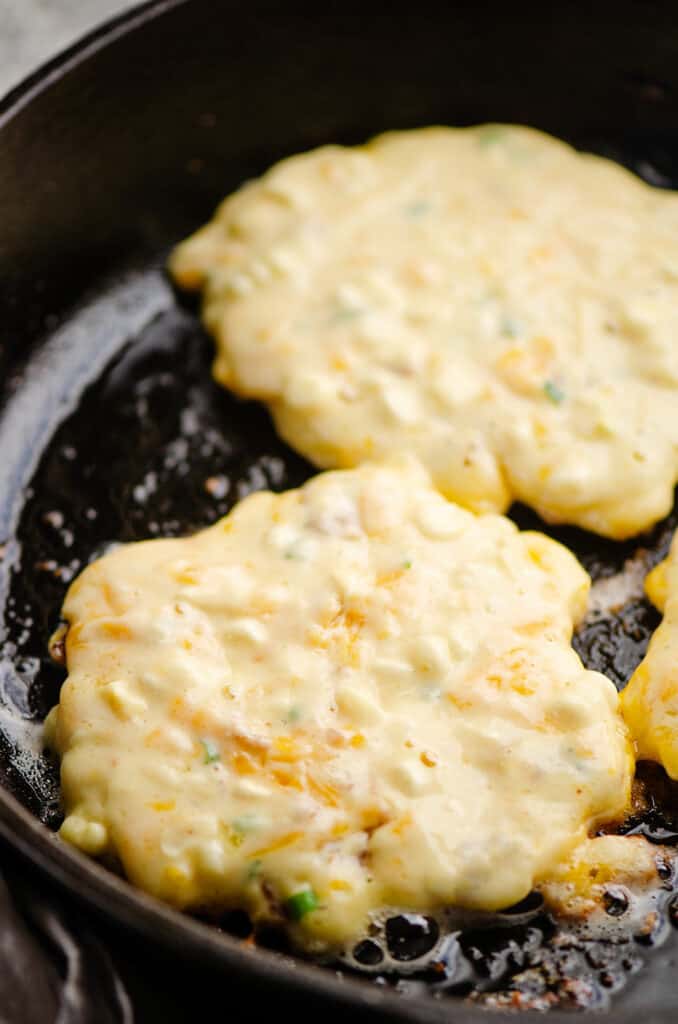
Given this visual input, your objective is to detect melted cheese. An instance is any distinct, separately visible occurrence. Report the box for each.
[622,537,678,778]
[170,125,678,539]
[46,461,632,949]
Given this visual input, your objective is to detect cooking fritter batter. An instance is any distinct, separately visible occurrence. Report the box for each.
[171,125,678,539]
[45,461,632,949]
[539,834,663,920]
[622,535,678,779]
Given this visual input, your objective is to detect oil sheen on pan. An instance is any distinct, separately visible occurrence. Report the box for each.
[3,131,678,1012]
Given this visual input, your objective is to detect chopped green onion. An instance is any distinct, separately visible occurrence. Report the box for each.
[501,315,522,338]
[402,559,412,570]
[286,705,303,724]
[543,379,565,405]
[232,814,260,835]
[404,200,432,218]
[330,307,363,325]
[246,859,262,881]
[200,738,220,764]
[477,125,506,147]
[284,888,319,921]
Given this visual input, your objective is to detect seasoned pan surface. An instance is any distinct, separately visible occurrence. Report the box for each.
[2,1,678,1019]
[4,266,678,1013]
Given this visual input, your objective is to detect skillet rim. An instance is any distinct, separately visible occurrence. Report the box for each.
[0,2,671,1019]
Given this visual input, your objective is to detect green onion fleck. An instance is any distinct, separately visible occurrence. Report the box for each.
[477,125,506,148]
[286,705,303,724]
[246,859,262,881]
[232,814,260,835]
[501,315,522,338]
[402,559,412,570]
[404,200,432,218]
[330,307,363,325]
[543,379,565,405]
[284,888,319,921]
[423,685,442,701]
[200,738,220,764]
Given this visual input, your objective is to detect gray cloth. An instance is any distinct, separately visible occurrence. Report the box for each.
[0,857,132,1024]
[0,0,130,98]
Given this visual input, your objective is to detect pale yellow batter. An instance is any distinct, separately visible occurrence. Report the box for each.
[539,834,664,920]
[171,125,678,539]
[622,535,678,778]
[46,461,632,949]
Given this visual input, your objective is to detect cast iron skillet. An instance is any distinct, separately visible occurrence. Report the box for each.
[2,1,678,1020]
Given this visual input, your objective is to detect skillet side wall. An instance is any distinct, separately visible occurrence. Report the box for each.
[1,1,678,1021]
[1,1,678,359]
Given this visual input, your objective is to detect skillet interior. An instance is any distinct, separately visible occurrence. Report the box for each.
[2,1,678,1018]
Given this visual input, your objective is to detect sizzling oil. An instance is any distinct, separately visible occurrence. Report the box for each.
[2,297,678,1010]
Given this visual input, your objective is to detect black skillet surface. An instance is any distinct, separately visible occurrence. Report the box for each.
[2,1,678,1020]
